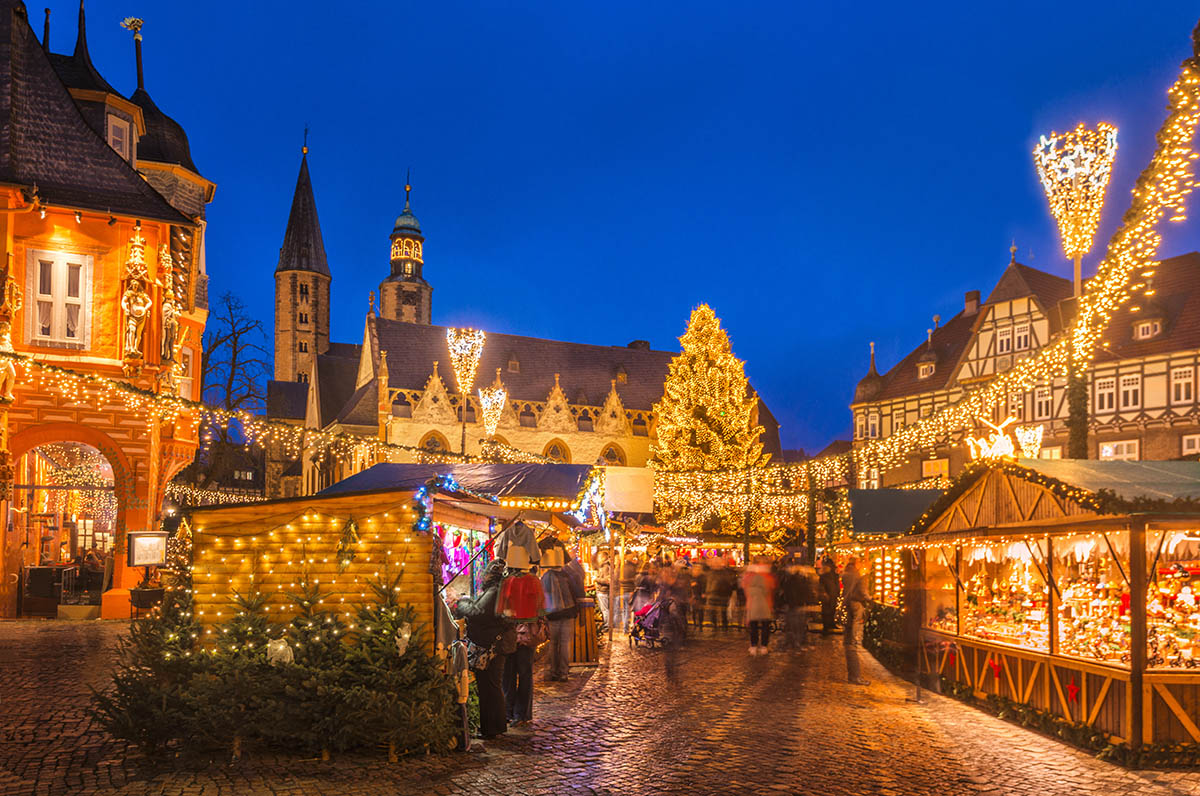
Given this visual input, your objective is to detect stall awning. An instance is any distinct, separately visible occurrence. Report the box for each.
[318,462,594,500]
[847,488,942,536]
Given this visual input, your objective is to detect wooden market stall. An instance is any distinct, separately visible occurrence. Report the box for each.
[884,459,1200,749]
[189,481,493,652]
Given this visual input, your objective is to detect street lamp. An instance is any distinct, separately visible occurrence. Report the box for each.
[446,328,486,454]
[1033,122,1117,460]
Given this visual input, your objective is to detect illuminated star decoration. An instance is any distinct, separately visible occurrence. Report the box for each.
[477,380,507,438]
[1014,424,1044,459]
[1034,122,1118,259]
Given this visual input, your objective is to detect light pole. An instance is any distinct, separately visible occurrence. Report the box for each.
[446,328,486,456]
[1033,122,1118,459]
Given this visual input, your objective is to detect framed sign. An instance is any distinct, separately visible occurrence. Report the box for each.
[126,531,168,568]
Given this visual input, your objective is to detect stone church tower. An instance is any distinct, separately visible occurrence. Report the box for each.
[274,147,331,381]
[379,182,433,324]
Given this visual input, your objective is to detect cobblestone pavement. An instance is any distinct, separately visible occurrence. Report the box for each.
[2,620,1199,795]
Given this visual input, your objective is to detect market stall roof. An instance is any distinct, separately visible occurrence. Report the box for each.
[847,488,943,536]
[318,462,594,500]
[1017,459,1200,503]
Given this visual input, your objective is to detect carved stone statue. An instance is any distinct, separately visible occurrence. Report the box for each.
[161,294,179,362]
[0,321,17,402]
[0,260,22,321]
[121,277,152,360]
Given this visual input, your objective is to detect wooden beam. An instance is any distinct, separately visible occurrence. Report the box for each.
[1022,660,1042,703]
[1086,677,1113,727]
[1050,665,1072,720]
[1002,654,1018,700]
[1153,683,1200,742]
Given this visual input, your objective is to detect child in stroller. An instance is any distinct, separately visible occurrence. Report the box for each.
[629,597,682,648]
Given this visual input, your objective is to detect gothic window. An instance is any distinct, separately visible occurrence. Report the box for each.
[519,405,537,427]
[632,416,648,437]
[420,431,450,453]
[298,341,308,353]
[402,291,418,306]
[298,311,309,324]
[299,282,309,300]
[577,410,594,432]
[543,440,570,463]
[402,262,414,276]
[392,393,413,418]
[297,372,309,384]
[459,400,476,423]
[27,249,92,348]
[600,444,625,466]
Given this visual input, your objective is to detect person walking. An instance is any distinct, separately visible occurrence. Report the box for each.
[841,556,870,685]
[689,563,707,628]
[540,546,585,682]
[497,547,544,726]
[742,556,777,655]
[617,551,639,630]
[594,550,613,630]
[455,559,513,739]
[704,557,735,631]
[819,558,840,635]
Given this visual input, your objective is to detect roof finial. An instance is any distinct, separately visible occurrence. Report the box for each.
[120,17,144,91]
[42,8,50,51]
[404,168,412,211]
[927,328,934,345]
[1010,239,1017,264]
[74,0,87,58]
[368,290,375,314]
[302,125,309,156]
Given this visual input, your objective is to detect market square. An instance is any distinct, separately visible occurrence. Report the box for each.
[2,1,1200,794]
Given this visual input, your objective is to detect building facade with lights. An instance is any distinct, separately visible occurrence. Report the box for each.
[265,152,781,497]
[851,249,1200,488]
[0,2,212,617]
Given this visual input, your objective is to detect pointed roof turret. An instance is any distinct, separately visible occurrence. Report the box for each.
[48,1,119,95]
[275,149,330,276]
[392,171,422,237]
[124,19,202,174]
[853,341,883,403]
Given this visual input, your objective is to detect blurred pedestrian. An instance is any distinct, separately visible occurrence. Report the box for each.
[540,546,584,682]
[631,560,656,616]
[594,550,613,630]
[689,563,707,627]
[842,556,870,685]
[742,556,777,655]
[455,559,513,739]
[617,550,638,630]
[704,557,735,631]
[498,547,543,726]
[819,558,839,635]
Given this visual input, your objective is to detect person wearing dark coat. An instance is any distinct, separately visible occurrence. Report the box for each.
[455,559,511,739]
[819,558,840,635]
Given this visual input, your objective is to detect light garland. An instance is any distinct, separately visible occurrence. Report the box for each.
[850,35,1200,482]
[165,482,267,506]
[1034,122,1119,259]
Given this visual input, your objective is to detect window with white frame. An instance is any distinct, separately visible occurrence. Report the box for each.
[859,467,880,489]
[178,347,195,401]
[1039,446,1062,460]
[1182,434,1200,456]
[996,327,1013,354]
[855,414,865,440]
[920,404,932,419]
[27,249,91,348]
[1095,378,1115,413]
[917,362,934,379]
[1171,367,1194,405]
[866,413,879,439]
[1034,386,1053,420]
[1119,374,1142,410]
[1099,440,1139,461]
[893,411,905,433]
[106,114,132,161]
[1015,324,1030,351]
[921,458,949,480]
[1008,392,1024,420]
[1134,320,1161,340]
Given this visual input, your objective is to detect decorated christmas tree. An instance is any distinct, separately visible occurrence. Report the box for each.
[652,304,766,522]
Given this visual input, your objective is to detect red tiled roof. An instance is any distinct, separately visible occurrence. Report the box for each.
[1096,251,1200,361]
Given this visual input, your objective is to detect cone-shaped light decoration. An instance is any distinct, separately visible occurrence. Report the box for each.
[1034,122,1118,260]
[446,328,486,397]
[478,382,507,438]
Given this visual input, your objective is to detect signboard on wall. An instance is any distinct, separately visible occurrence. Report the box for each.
[126,531,168,568]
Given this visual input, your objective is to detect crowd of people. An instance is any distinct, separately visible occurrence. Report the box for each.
[453,534,874,743]
[593,549,872,683]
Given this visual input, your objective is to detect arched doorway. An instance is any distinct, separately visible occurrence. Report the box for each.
[12,441,117,614]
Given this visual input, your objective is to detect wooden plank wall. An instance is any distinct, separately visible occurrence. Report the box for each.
[190,493,440,649]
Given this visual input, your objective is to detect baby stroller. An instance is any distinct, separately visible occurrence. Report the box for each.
[629,597,679,648]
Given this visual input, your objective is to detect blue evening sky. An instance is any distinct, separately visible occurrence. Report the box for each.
[69,1,1200,452]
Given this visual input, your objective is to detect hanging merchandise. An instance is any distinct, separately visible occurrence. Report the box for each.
[496,520,540,565]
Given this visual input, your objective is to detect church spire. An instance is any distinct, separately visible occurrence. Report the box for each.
[275,148,330,276]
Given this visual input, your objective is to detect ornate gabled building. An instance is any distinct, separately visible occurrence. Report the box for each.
[264,152,781,497]
[851,247,1200,488]
[0,1,211,616]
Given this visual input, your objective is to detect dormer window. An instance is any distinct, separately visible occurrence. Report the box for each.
[616,366,628,384]
[1134,320,1161,340]
[917,362,935,379]
[106,115,132,161]
[508,357,520,373]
